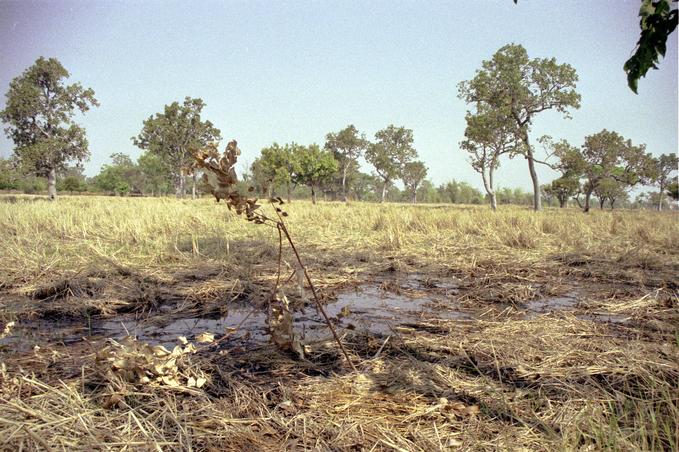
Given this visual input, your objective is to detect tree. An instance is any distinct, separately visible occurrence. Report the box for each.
[593,177,628,209]
[0,57,98,200]
[57,164,87,193]
[416,180,441,203]
[365,125,417,202]
[624,0,678,93]
[651,153,678,211]
[324,125,368,202]
[93,153,139,196]
[666,182,679,201]
[458,44,580,211]
[553,130,656,212]
[401,161,428,203]
[293,144,338,204]
[543,175,579,208]
[138,152,173,196]
[133,97,221,199]
[253,143,301,202]
[460,107,519,210]
[349,171,381,202]
[0,157,20,190]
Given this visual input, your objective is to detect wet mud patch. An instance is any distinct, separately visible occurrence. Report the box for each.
[3,271,651,356]
[1,275,474,353]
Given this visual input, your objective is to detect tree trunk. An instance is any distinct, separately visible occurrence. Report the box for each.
[522,133,541,211]
[411,190,417,204]
[311,185,317,204]
[286,183,292,203]
[558,196,566,208]
[191,173,197,200]
[657,188,663,211]
[526,154,541,211]
[47,167,57,201]
[381,181,388,203]
[176,174,186,198]
[341,165,348,202]
[599,198,605,209]
[481,167,497,211]
[583,190,592,213]
[610,199,616,210]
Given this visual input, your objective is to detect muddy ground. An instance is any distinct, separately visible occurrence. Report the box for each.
[0,246,677,450]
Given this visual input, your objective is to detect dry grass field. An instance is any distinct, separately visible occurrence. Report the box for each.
[0,195,677,450]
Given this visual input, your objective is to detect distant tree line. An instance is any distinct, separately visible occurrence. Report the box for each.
[1,54,676,211]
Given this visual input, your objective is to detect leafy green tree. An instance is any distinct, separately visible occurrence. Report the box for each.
[349,171,381,202]
[401,160,428,203]
[553,130,656,212]
[460,107,519,210]
[0,57,98,200]
[249,158,273,197]
[133,97,221,198]
[593,177,628,209]
[437,180,483,204]
[624,0,678,93]
[292,144,338,204]
[0,157,20,190]
[60,176,83,193]
[137,152,172,196]
[253,143,301,202]
[543,176,580,208]
[56,165,87,193]
[416,180,441,203]
[92,153,143,196]
[458,44,580,210]
[324,125,368,202]
[666,182,679,201]
[651,153,678,211]
[365,125,417,202]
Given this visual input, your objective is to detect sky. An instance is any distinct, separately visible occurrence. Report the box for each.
[0,0,677,191]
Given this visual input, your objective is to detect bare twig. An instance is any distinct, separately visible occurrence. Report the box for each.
[274,209,358,372]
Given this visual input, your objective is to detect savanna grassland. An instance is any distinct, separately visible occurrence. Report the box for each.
[0,195,677,451]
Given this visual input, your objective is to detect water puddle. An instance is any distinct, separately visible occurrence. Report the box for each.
[300,286,472,340]
[1,283,473,350]
[577,313,629,324]
[524,293,630,324]
[524,293,578,317]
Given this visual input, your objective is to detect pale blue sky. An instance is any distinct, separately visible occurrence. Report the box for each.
[0,0,677,191]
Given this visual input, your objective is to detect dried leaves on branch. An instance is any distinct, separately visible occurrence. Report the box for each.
[190,140,356,369]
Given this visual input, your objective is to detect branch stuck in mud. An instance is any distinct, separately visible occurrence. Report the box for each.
[191,141,357,370]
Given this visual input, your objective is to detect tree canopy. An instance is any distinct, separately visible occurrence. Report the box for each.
[651,152,679,210]
[401,161,428,203]
[293,144,338,204]
[460,106,520,210]
[0,57,99,200]
[458,44,580,210]
[553,130,656,212]
[324,125,368,202]
[365,125,418,202]
[133,97,221,198]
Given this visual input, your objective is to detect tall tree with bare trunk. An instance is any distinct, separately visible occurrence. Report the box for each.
[460,106,519,210]
[401,161,428,203]
[365,125,417,203]
[458,44,580,211]
[324,125,367,202]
